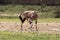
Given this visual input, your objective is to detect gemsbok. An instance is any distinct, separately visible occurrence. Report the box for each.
[19,10,38,31]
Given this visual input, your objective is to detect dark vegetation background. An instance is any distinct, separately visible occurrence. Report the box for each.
[0,0,60,19]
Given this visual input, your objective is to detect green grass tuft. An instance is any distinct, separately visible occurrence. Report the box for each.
[0,31,60,40]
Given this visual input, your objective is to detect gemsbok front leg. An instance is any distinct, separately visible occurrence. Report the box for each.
[20,21,24,30]
[28,18,33,30]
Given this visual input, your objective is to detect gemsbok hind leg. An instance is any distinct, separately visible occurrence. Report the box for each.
[20,18,26,31]
[35,20,38,31]
[20,22,23,31]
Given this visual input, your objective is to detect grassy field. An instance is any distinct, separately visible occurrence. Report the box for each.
[0,18,60,23]
[0,4,60,40]
[0,31,60,40]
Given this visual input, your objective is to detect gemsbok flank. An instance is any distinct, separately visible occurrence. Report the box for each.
[19,10,38,31]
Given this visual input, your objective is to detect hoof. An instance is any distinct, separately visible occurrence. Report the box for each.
[28,27,32,29]
[36,29,38,31]
[20,29,23,31]
[25,29,27,31]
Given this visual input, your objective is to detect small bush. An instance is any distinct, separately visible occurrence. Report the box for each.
[0,4,60,18]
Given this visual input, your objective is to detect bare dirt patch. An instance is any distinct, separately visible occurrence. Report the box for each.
[0,22,60,33]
